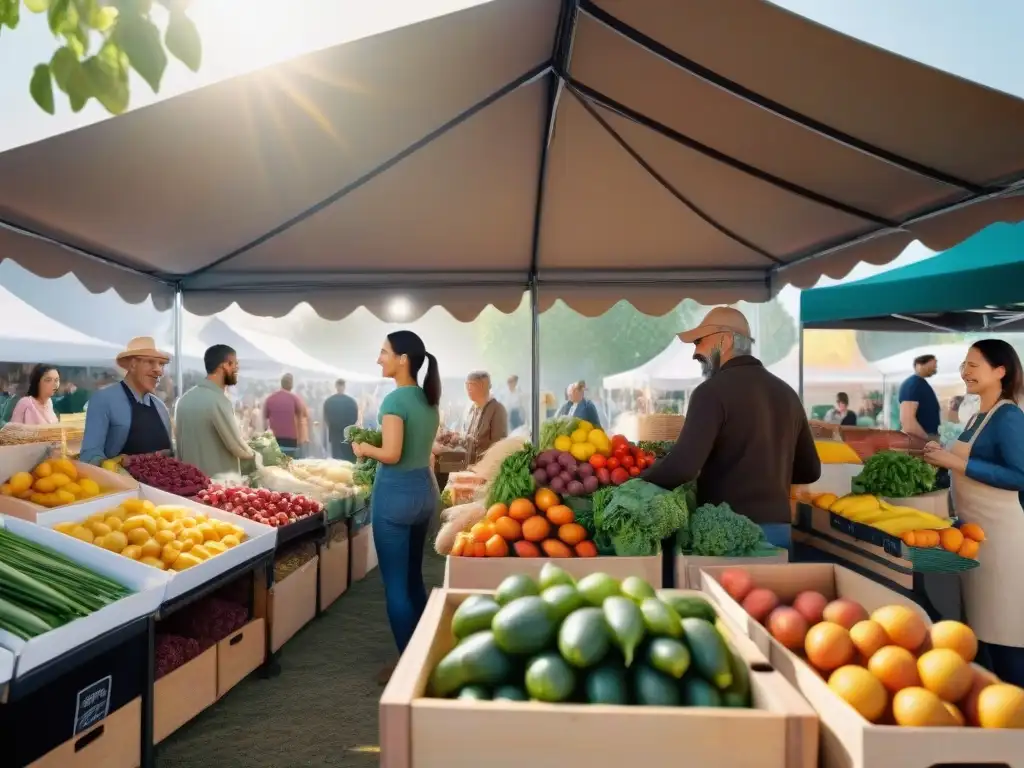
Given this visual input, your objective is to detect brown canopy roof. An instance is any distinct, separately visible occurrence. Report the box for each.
[1,0,1023,320]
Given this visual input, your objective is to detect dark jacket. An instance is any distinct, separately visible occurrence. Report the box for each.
[323,393,359,446]
[643,356,821,525]
[556,398,601,428]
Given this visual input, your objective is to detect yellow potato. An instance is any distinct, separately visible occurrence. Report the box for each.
[121,544,142,560]
[55,489,76,505]
[104,516,123,532]
[63,482,84,498]
[105,530,128,551]
[170,553,202,571]
[54,458,78,480]
[53,521,77,534]
[139,556,166,570]
[122,515,157,537]
[9,471,34,495]
[78,478,100,497]
[154,530,176,545]
[70,525,94,543]
[190,544,211,561]
[204,541,227,555]
[140,539,162,559]
[49,472,71,488]
[196,523,220,542]
[127,528,150,546]
[33,461,53,479]
[220,534,240,548]
[182,528,204,546]
[160,544,180,566]
[179,517,197,529]
[89,521,112,538]
[33,476,57,493]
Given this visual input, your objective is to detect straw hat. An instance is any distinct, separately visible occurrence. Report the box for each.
[678,307,754,344]
[116,337,171,367]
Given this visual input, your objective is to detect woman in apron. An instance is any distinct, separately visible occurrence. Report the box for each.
[923,339,1024,686]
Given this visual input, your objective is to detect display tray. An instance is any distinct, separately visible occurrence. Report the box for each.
[35,484,277,604]
[380,588,818,768]
[275,509,326,546]
[443,554,664,590]
[0,515,168,677]
[699,563,1024,768]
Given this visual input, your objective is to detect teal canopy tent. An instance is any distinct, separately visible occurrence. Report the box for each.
[800,222,1024,333]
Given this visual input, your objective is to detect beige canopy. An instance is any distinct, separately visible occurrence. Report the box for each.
[2,0,1023,321]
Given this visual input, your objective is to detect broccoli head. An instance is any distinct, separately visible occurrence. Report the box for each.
[688,502,767,557]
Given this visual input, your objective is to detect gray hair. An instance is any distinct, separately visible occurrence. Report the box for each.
[467,371,491,385]
[731,333,754,356]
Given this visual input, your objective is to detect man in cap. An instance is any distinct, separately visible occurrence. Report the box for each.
[642,307,821,551]
[81,337,174,464]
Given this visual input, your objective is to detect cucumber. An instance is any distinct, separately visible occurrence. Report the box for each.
[492,596,558,655]
[585,662,629,705]
[681,674,723,707]
[457,685,491,700]
[603,596,646,667]
[558,607,611,668]
[577,572,621,606]
[656,591,718,624]
[639,597,683,638]
[429,631,514,697]
[525,652,576,703]
[721,646,752,707]
[541,584,585,623]
[620,575,657,603]
[538,562,575,590]
[493,684,528,701]
[633,664,681,706]
[681,617,733,689]
[450,595,501,640]
[495,573,540,606]
[645,637,691,679]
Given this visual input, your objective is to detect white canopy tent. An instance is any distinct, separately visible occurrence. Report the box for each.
[0,285,121,366]
[2,0,1024,421]
[874,344,972,387]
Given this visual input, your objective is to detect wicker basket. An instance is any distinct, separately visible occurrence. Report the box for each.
[0,421,85,447]
[637,414,684,442]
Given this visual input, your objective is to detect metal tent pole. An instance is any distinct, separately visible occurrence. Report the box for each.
[797,324,805,406]
[530,278,541,439]
[173,285,184,401]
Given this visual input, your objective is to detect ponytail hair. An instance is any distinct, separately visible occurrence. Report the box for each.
[386,330,442,408]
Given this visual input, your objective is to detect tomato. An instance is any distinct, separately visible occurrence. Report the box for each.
[610,467,630,485]
[613,444,629,458]
[589,454,607,469]
[647,453,658,464]
[606,457,620,471]
[611,434,629,449]
[631,446,643,459]
[620,454,635,469]
[628,466,641,477]
[635,457,647,470]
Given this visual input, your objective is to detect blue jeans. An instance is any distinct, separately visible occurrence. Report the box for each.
[371,466,437,652]
[981,642,1024,687]
[760,523,792,554]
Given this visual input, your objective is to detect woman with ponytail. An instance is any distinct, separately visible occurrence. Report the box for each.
[351,331,441,670]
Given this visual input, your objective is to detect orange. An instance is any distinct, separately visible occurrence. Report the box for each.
[534,487,559,512]
[959,522,985,542]
[917,648,973,702]
[545,504,574,526]
[871,605,928,652]
[976,683,1024,729]
[827,665,888,723]
[901,531,916,547]
[521,515,551,542]
[508,498,536,521]
[494,516,523,542]
[962,664,1000,726]
[804,622,855,673]
[944,701,966,726]
[451,536,467,556]
[471,541,487,558]
[574,540,598,557]
[850,620,889,661]
[929,620,978,663]
[470,521,496,543]
[485,503,509,522]
[557,523,587,546]
[513,540,540,558]
[484,534,509,557]
[958,538,979,559]
[868,646,921,694]
[541,539,574,558]
[939,527,964,553]
[892,687,959,727]
[914,530,940,548]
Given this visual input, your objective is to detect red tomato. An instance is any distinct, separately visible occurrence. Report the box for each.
[636,457,647,470]
[620,454,635,469]
[628,466,641,477]
[631,446,643,459]
[611,434,629,449]
[589,454,607,469]
[647,453,658,464]
[613,444,629,458]
[610,467,630,485]
[606,457,620,471]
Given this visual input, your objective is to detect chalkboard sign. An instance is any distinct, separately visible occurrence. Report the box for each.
[73,676,111,735]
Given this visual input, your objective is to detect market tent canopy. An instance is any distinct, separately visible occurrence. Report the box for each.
[800,222,1024,332]
[0,285,122,366]
[2,0,1024,321]
[602,338,703,390]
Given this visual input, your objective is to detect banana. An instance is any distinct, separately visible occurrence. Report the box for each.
[830,494,880,515]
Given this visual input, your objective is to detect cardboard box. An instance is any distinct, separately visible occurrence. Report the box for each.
[0,515,169,677]
[444,555,664,589]
[380,588,818,768]
[319,537,350,611]
[154,646,217,744]
[216,618,266,698]
[35,484,277,603]
[0,444,138,522]
[350,526,377,582]
[267,556,318,652]
[884,489,950,518]
[28,696,141,768]
[676,551,789,589]
[700,563,1024,768]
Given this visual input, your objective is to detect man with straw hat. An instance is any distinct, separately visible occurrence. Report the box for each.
[80,337,173,464]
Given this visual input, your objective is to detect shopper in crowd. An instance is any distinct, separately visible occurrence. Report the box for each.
[263,373,307,457]
[323,378,359,461]
[501,374,527,431]
[10,364,60,425]
[642,307,821,552]
[458,371,508,463]
[922,339,1024,685]
[175,345,257,478]
[825,392,858,427]
[898,353,941,441]
[351,330,441,677]
[556,380,601,427]
[54,380,90,416]
[81,337,173,464]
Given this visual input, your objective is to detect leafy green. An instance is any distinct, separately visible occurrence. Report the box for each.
[684,502,769,557]
[538,417,579,450]
[637,441,674,457]
[594,479,687,557]
[486,445,537,506]
[353,457,379,488]
[440,488,453,510]
[344,426,382,447]
[853,450,936,498]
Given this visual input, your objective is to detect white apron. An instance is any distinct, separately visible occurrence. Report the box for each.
[952,400,1024,647]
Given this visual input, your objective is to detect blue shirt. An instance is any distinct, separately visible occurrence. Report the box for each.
[80,382,173,464]
[959,404,1024,510]
[898,374,941,435]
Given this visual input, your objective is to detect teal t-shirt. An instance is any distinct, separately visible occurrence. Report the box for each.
[378,386,440,470]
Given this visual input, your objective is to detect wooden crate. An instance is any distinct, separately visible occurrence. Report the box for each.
[636,414,684,442]
[443,554,664,590]
[380,588,818,768]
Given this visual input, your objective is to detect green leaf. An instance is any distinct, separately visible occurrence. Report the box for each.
[50,46,79,92]
[115,13,166,92]
[66,22,89,56]
[30,64,56,115]
[66,64,92,112]
[83,43,129,114]
[2,0,22,29]
[24,0,48,13]
[46,0,72,33]
[165,9,200,71]
[89,4,117,31]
